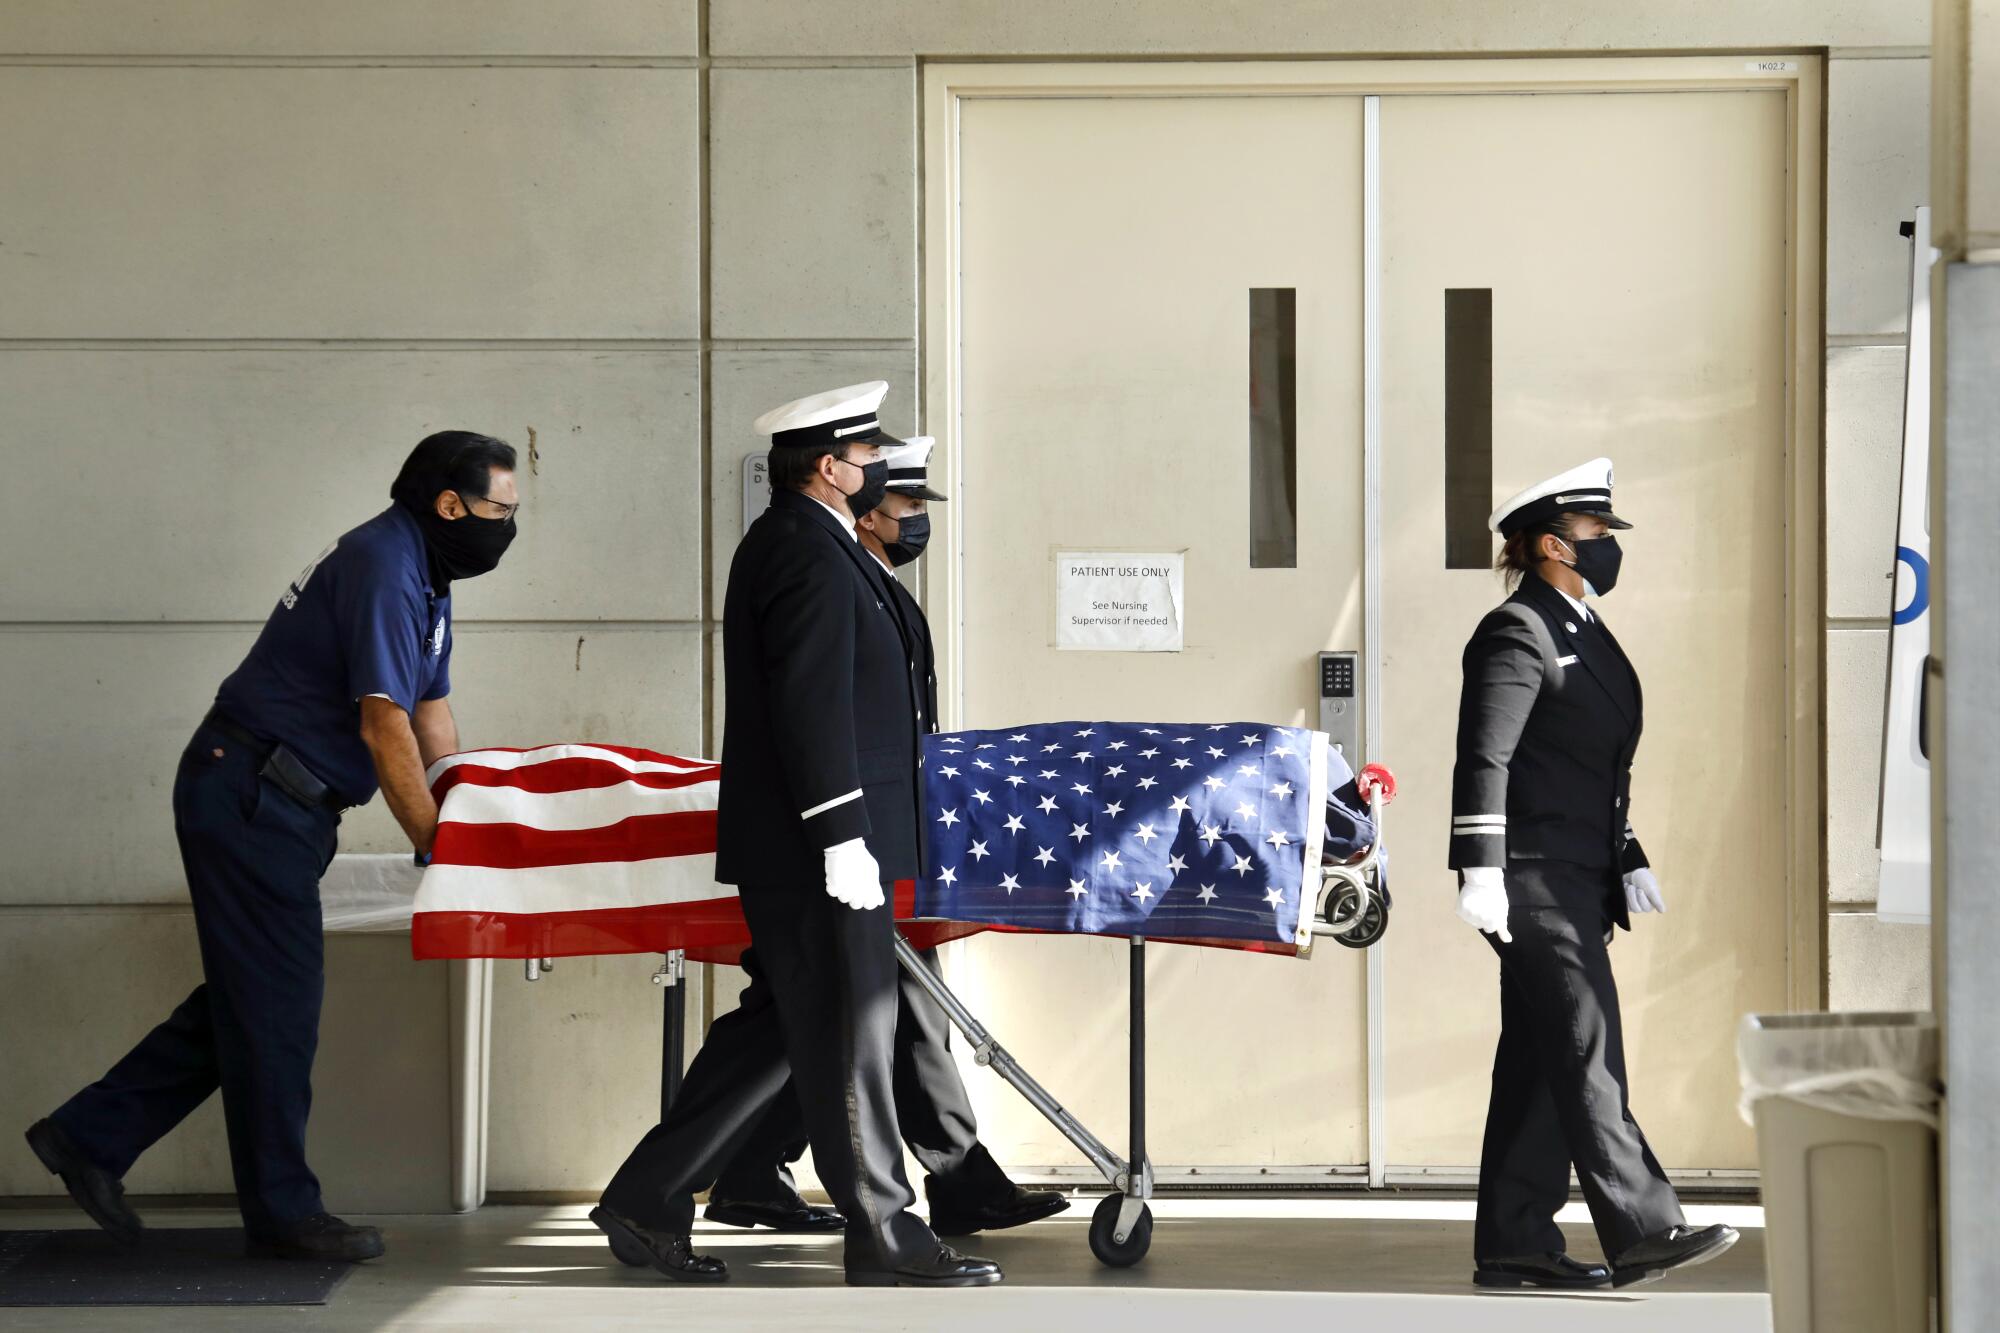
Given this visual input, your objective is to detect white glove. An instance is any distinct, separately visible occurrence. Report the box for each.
[1623,866,1666,915]
[1456,866,1512,943]
[823,838,885,911]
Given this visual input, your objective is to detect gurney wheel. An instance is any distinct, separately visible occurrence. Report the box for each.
[1323,880,1390,950]
[1331,892,1389,950]
[1088,1193,1152,1268]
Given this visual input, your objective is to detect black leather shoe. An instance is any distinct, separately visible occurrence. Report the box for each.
[25,1119,142,1244]
[245,1212,385,1262]
[705,1194,846,1233]
[926,1178,1071,1237]
[847,1243,1003,1288]
[1474,1252,1612,1290]
[590,1206,727,1283]
[1610,1223,1741,1288]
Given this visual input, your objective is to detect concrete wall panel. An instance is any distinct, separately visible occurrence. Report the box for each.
[1828,911,1932,1010]
[709,68,916,339]
[484,953,665,1193]
[0,350,701,623]
[0,911,230,1197]
[0,68,698,339]
[0,1,698,57]
[1827,58,1932,336]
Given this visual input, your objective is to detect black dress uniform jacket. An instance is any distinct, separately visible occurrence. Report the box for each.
[1450,572,1687,1262]
[714,489,926,887]
[1448,575,1649,925]
[602,488,941,1268]
[710,553,1017,1212]
[886,575,937,735]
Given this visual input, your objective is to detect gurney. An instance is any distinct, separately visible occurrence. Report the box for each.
[392,722,1394,1267]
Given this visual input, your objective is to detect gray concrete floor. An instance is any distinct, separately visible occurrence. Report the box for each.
[0,1197,1771,1332]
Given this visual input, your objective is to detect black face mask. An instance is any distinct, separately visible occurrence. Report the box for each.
[883,511,931,567]
[836,457,890,518]
[426,508,517,585]
[1560,534,1623,597]
[392,480,517,592]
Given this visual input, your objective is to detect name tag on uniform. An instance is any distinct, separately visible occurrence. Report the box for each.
[1556,654,1579,667]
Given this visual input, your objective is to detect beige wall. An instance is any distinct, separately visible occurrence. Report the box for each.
[0,0,1930,1197]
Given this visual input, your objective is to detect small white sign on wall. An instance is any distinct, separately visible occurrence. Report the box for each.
[742,452,770,535]
[1055,551,1185,652]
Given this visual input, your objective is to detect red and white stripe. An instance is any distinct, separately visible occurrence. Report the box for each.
[411,744,743,961]
[409,742,979,963]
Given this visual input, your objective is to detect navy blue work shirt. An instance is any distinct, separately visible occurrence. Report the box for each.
[213,505,452,807]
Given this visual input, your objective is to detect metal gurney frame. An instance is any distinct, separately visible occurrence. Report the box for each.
[888,766,1396,1268]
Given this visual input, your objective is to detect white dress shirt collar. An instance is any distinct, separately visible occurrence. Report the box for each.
[1555,585,1593,624]
[807,493,858,541]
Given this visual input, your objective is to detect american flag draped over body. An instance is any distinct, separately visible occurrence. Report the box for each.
[408,728,1372,962]
[916,722,1365,954]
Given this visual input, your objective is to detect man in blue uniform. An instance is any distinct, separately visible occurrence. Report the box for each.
[25,431,519,1262]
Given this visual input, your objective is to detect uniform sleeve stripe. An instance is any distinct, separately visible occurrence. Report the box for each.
[800,789,863,820]
[1452,817,1507,828]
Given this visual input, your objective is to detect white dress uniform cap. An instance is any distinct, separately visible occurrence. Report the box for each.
[1488,456,1633,537]
[752,380,900,449]
[879,436,948,501]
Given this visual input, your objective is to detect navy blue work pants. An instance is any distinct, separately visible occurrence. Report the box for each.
[51,721,339,1231]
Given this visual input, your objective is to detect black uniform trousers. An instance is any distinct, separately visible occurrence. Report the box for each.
[51,723,337,1230]
[600,882,931,1268]
[1474,859,1683,1261]
[712,944,1009,1207]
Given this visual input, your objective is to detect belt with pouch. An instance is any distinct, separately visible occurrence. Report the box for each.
[201,710,350,814]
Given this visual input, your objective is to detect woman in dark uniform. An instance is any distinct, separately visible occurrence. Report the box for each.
[1449,458,1738,1291]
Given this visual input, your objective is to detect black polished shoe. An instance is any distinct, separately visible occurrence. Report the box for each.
[704,1194,846,1233]
[1474,1252,1612,1290]
[25,1119,142,1245]
[925,1177,1071,1237]
[590,1206,728,1283]
[847,1242,1004,1288]
[245,1212,385,1262]
[1610,1223,1741,1288]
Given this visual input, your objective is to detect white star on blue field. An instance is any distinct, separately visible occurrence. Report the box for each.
[914,721,1363,946]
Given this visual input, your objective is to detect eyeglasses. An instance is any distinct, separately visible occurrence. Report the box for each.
[456,493,520,521]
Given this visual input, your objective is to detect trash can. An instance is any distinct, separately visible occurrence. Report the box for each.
[1738,1012,1939,1333]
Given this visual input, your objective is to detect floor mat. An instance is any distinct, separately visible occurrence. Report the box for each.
[0,1229,353,1306]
